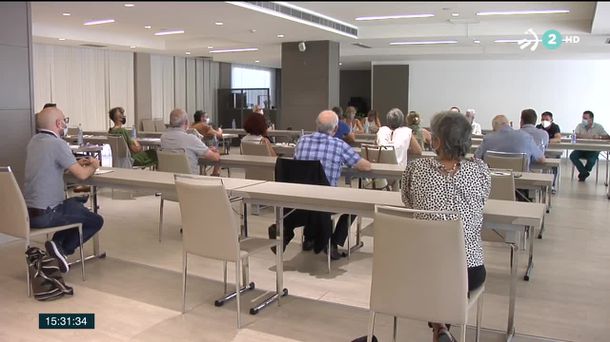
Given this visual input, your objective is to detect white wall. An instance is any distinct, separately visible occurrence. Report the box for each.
[408,59,610,132]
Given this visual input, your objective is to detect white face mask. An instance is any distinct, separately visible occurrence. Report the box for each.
[582,119,590,127]
[541,120,551,128]
[62,127,68,136]
[204,117,210,124]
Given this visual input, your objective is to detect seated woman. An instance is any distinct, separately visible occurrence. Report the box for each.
[400,111,490,342]
[406,111,432,150]
[344,106,364,134]
[108,107,157,167]
[376,108,422,168]
[362,109,381,134]
[241,112,276,156]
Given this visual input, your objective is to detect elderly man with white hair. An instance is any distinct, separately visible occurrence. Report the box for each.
[25,106,103,273]
[160,108,221,175]
[268,110,371,260]
[465,108,482,135]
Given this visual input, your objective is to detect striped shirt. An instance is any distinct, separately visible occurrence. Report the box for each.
[294,132,361,186]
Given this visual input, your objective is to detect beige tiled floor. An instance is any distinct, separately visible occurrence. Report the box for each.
[1,158,609,341]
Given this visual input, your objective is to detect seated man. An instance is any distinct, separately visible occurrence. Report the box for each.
[519,108,548,152]
[25,106,103,273]
[332,106,356,145]
[570,110,610,181]
[536,111,562,143]
[161,108,221,175]
[269,110,371,260]
[108,107,157,167]
[475,114,545,169]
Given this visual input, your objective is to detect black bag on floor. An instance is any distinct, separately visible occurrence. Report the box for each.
[25,247,74,301]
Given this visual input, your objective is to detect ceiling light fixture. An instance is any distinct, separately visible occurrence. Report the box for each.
[390,40,458,45]
[130,45,136,48]
[58,38,66,41]
[477,9,569,16]
[84,19,115,26]
[144,25,152,29]
[154,30,185,36]
[277,34,285,38]
[355,14,434,21]
[473,40,481,44]
[255,60,260,63]
[124,3,135,7]
[209,48,258,53]
[62,12,71,16]
[339,62,343,66]
[226,1,358,39]
[207,46,214,49]
[451,13,460,17]
[185,51,191,55]
[215,22,224,26]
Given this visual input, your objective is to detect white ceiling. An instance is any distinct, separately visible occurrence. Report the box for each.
[31,1,610,70]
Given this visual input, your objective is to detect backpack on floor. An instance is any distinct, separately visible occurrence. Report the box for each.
[25,247,74,301]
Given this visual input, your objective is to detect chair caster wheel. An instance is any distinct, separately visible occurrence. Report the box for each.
[524,275,530,281]
[248,282,255,290]
[249,308,259,315]
[214,300,224,307]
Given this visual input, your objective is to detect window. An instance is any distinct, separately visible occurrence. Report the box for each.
[231,66,271,89]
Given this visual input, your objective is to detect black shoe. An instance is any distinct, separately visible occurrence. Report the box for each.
[268,224,286,254]
[302,239,315,251]
[45,240,69,273]
[324,244,342,260]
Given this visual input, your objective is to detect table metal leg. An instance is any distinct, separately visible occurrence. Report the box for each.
[524,225,535,281]
[507,241,518,341]
[249,206,287,314]
[90,186,106,259]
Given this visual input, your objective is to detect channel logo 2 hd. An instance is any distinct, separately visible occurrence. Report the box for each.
[518,28,580,51]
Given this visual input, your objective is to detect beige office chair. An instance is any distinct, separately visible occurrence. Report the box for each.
[0,167,86,297]
[175,176,281,328]
[156,149,192,242]
[367,205,484,342]
[141,119,155,132]
[153,119,166,132]
[240,142,275,181]
[360,144,398,190]
[107,135,134,169]
[484,151,528,172]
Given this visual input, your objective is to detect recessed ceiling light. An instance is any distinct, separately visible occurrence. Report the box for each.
[255,60,260,63]
[389,40,458,45]
[185,51,191,55]
[130,45,136,48]
[339,62,343,66]
[473,40,481,44]
[62,12,71,16]
[215,22,224,26]
[58,38,66,41]
[84,19,115,26]
[207,46,214,49]
[277,34,285,38]
[209,48,258,53]
[451,13,460,17]
[355,14,434,21]
[154,30,185,36]
[144,25,152,29]
[124,3,135,7]
[249,29,257,33]
[477,9,569,16]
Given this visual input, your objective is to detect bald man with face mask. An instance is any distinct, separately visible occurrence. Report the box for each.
[24,106,104,273]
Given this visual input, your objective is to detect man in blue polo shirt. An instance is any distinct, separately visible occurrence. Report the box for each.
[25,106,104,273]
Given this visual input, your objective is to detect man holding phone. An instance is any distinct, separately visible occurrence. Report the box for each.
[24,106,104,273]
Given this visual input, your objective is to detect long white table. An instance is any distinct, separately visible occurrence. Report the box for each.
[67,167,545,341]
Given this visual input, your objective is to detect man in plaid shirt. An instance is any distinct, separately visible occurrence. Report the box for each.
[269,110,371,259]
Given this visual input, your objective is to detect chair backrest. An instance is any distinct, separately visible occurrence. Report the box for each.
[174,176,240,262]
[241,142,274,181]
[157,149,192,174]
[370,205,468,325]
[360,144,398,164]
[484,151,528,172]
[489,169,516,201]
[154,119,166,132]
[67,127,79,136]
[275,158,329,186]
[142,119,155,132]
[107,135,133,168]
[0,167,29,239]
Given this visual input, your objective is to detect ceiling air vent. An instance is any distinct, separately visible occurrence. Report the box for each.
[353,42,372,49]
[238,2,358,38]
[80,43,107,48]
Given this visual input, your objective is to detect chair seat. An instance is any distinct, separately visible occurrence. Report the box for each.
[239,237,277,258]
[29,223,82,238]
